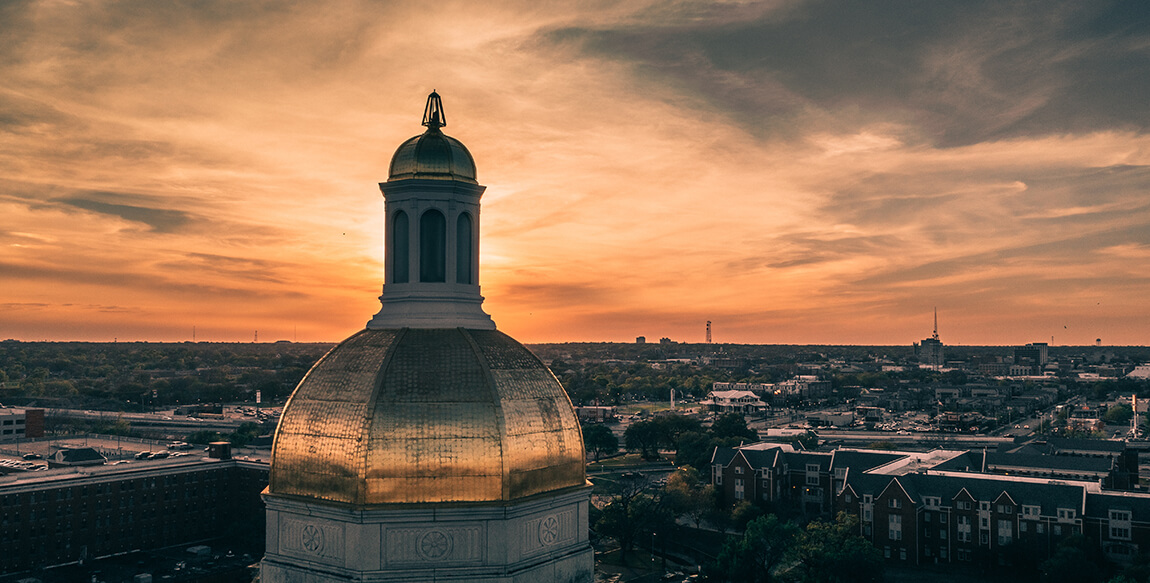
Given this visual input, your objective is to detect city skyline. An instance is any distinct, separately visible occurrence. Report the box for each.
[2,1,1149,345]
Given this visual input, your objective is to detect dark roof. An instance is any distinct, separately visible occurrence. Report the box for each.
[741,448,782,469]
[54,447,106,464]
[786,451,831,471]
[829,450,906,473]
[985,452,1112,473]
[711,447,738,467]
[1085,492,1150,522]
[929,451,984,472]
[1048,437,1126,454]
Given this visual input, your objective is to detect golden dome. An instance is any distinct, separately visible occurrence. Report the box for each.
[268,328,586,506]
[388,130,477,183]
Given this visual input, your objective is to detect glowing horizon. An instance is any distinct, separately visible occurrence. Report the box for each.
[3,1,1150,346]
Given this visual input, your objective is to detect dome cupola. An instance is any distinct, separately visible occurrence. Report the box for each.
[367,91,495,330]
[387,91,478,183]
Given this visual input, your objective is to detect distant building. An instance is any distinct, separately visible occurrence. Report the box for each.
[0,447,267,575]
[635,336,646,344]
[47,447,107,468]
[915,309,944,369]
[703,390,767,414]
[576,406,617,423]
[1014,342,1050,375]
[0,408,43,443]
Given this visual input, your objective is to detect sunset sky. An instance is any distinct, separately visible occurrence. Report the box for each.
[2,0,1149,345]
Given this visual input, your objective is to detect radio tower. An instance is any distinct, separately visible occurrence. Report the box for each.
[932,307,939,341]
[706,320,712,344]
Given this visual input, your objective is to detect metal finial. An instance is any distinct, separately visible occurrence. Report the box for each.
[422,90,446,130]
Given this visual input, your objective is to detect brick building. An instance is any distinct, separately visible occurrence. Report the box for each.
[712,440,1150,570]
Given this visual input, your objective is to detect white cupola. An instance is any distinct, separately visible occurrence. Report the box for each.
[367,91,495,330]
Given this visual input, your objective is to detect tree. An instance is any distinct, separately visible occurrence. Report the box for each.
[675,430,720,470]
[710,413,757,441]
[1040,535,1104,583]
[582,424,619,461]
[595,487,672,563]
[1104,403,1134,425]
[787,512,883,583]
[711,514,799,583]
[625,419,662,460]
[663,466,715,528]
[651,414,704,452]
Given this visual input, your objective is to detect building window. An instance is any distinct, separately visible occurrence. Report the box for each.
[900,548,907,560]
[979,501,990,512]
[924,512,931,523]
[889,514,902,541]
[734,479,744,500]
[1037,522,1045,534]
[455,213,473,284]
[998,520,1013,545]
[889,498,902,509]
[735,466,744,475]
[1019,521,1028,533]
[956,500,971,510]
[844,493,853,503]
[419,209,446,282]
[391,211,409,283]
[1023,505,1040,518]
[998,504,1013,514]
[1057,508,1076,521]
[924,496,940,508]
[1053,524,1062,536]
[957,515,971,542]
[1110,510,1132,540]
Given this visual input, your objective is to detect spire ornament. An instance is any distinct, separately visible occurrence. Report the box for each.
[422,90,446,130]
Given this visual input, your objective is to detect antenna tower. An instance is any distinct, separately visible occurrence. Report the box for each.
[932,307,939,341]
[706,321,712,344]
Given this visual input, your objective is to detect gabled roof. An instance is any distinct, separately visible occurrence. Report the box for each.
[786,451,832,471]
[916,473,1086,515]
[711,447,738,467]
